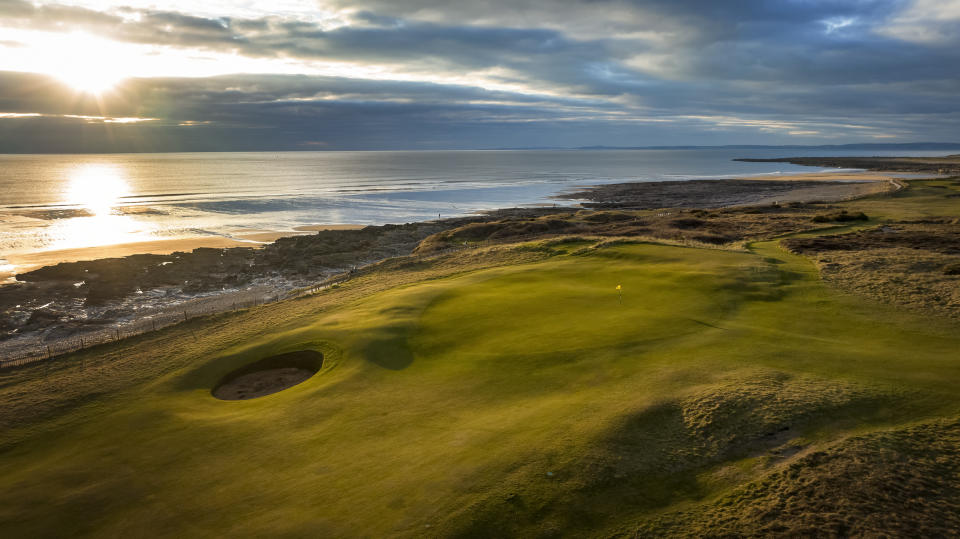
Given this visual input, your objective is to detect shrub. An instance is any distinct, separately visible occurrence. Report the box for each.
[670,218,706,229]
[812,211,868,223]
[582,211,635,223]
[692,234,734,245]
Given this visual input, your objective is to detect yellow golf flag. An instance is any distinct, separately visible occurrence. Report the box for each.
[616,284,621,291]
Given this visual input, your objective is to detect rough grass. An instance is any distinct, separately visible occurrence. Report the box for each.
[811,210,868,223]
[806,248,960,318]
[447,371,908,538]
[844,178,960,221]
[415,204,838,255]
[637,417,960,537]
[782,180,960,319]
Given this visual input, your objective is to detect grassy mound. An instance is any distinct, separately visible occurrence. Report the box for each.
[639,418,960,537]
[449,371,906,537]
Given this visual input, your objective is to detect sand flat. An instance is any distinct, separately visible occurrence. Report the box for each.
[733,171,904,206]
[738,171,899,182]
[737,178,900,206]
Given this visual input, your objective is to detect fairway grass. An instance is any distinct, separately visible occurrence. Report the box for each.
[2,224,960,535]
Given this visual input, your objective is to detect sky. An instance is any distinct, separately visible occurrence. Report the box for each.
[0,0,958,151]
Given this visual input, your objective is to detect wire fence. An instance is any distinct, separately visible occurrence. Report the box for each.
[0,271,353,370]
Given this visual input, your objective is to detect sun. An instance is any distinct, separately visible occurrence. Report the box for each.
[58,67,124,95]
[49,33,128,94]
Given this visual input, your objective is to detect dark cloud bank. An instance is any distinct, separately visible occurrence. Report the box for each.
[0,0,958,152]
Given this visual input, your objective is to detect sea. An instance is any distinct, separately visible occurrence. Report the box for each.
[0,148,950,268]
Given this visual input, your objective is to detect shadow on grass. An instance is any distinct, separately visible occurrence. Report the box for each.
[451,371,909,538]
[360,326,414,370]
[688,318,726,330]
[451,402,709,538]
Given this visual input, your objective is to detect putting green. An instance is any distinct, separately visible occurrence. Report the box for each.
[1,240,959,537]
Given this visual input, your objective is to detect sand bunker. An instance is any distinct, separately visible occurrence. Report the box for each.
[212,350,323,400]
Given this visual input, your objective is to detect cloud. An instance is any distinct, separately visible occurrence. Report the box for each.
[1,69,956,152]
[0,1,957,150]
[877,0,960,44]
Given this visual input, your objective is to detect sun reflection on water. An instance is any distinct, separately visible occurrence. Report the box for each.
[48,164,154,250]
[66,164,130,216]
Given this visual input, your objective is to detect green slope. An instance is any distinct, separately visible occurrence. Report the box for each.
[1,232,959,536]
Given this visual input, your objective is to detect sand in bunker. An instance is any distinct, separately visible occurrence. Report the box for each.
[212,349,323,400]
[213,367,316,400]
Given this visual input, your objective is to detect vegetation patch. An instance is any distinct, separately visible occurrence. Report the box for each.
[784,221,960,318]
[811,210,868,223]
[416,205,838,255]
[638,418,960,537]
[785,222,960,255]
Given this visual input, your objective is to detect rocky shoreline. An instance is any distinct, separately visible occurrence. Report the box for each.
[0,220,473,343]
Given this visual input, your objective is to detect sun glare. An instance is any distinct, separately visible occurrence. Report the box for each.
[59,68,124,95]
[47,33,128,94]
[65,164,131,216]
[47,163,155,250]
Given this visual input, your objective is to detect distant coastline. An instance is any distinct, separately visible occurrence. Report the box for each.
[2,142,960,155]
[492,142,960,151]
